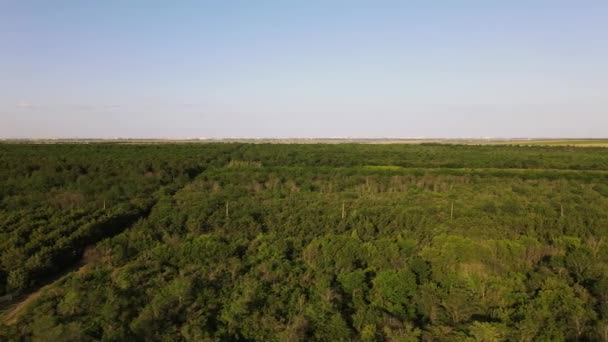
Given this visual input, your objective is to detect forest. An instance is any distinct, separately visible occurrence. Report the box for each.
[2,142,608,341]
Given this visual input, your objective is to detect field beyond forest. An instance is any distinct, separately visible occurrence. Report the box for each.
[1,143,608,341]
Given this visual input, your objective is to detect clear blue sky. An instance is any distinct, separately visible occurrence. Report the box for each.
[1,1,607,138]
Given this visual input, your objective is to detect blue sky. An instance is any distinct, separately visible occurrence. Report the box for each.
[1,1,607,138]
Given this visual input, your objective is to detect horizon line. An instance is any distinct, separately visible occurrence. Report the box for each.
[2,137,608,141]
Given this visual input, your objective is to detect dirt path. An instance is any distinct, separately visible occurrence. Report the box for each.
[2,289,45,325]
[0,247,97,325]
[0,175,204,327]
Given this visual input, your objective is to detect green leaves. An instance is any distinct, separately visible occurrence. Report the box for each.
[3,143,608,341]
[370,270,417,319]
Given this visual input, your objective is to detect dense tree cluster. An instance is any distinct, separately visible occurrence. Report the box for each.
[2,143,608,341]
[0,143,236,295]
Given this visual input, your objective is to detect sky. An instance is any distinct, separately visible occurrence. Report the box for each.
[1,1,607,139]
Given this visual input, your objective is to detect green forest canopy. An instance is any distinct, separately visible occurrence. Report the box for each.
[1,143,608,341]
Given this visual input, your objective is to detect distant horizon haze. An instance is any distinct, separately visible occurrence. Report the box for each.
[1,2,607,139]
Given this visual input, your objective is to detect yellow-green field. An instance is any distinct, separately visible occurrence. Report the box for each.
[491,139,608,147]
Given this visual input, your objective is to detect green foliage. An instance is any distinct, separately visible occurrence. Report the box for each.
[3,143,608,341]
[370,270,417,319]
